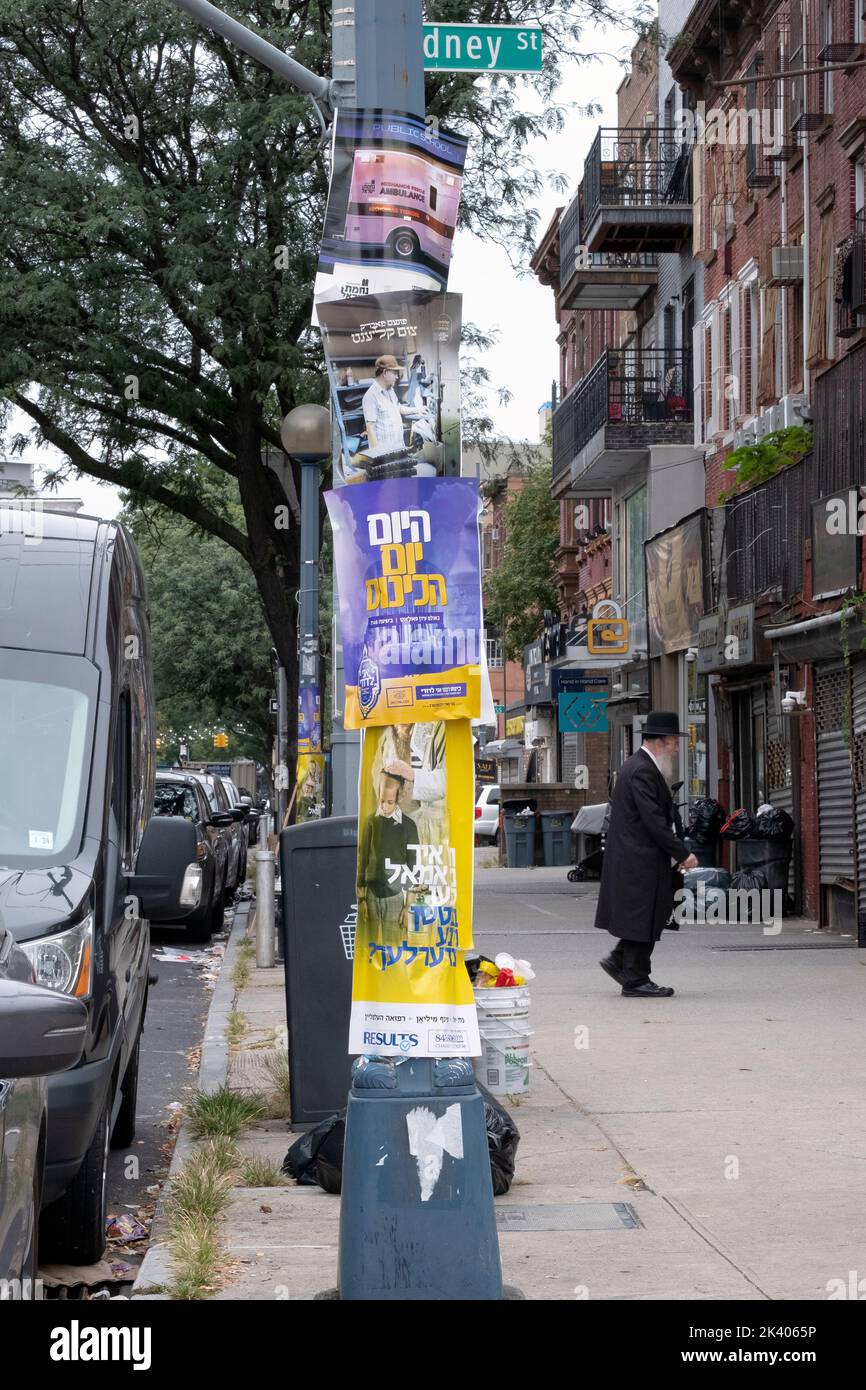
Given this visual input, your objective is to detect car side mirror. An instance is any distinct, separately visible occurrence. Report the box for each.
[229,807,247,822]
[128,816,202,921]
[0,979,87,1078]
[209,812,235,828]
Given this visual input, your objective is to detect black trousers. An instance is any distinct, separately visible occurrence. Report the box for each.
[609,936,657,988]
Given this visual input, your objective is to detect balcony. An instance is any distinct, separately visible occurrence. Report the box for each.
[559,182,658,310]
[552,349,694,492]
[581,128,693,255]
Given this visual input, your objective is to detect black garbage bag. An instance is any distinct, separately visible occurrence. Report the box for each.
[729,868,768,920]
[753,806,795,840]
[282,1112,346,1192]
[477,1083,521,1197]
[720,808,756,840]
[687,797,726,845]
[678,867,731,921]
[684,867,732,891]
[281,1089,521,1197]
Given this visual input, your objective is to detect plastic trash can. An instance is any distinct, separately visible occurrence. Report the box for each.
[539,811,571,867]
[502,803,537,868]
[735,837,792,902]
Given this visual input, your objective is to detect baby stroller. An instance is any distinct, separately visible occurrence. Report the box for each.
[568,802,610,882]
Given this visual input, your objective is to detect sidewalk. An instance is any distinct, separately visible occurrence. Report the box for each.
[136,867,866,1300]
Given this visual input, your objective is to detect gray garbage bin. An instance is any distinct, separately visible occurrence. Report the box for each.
[502,801,537,868]
[279,817,357,1127]
[539,811,571,866]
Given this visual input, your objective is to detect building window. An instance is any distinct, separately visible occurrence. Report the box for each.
[486,637,504,669]
[822,0,834,114]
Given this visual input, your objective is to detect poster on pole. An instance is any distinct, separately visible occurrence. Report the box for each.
[318,290,462,486]
[645,511,706,657]
[298,687,322,754]
[349,717,480,1057]
[325,476,483,728]
[315,109,468,305]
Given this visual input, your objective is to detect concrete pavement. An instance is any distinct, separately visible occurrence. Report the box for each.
[137,865,866,1300]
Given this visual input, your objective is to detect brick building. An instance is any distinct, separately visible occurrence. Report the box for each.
[668,0,866,931]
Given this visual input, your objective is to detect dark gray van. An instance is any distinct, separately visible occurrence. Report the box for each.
[0,509,201,1262]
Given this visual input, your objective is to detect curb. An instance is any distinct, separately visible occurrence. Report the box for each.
[131,899,253,1299]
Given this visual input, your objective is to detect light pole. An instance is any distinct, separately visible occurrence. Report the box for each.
[281,404,331,790]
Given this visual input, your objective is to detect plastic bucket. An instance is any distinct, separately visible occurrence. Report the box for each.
[473,986,532,1096]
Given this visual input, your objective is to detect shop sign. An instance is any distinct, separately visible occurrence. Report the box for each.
[698,603,768,672]
[475,756,497,784]
[505,714,525,737]
[558,692,609,734]
[524,639,552,704]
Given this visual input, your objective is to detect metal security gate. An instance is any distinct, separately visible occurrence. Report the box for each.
[852,661,866,945]
[814,665,855,888]
[561,732,579,787]
[765,690,796,904]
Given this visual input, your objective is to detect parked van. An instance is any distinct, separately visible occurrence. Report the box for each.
[344,149,462,273]
[0,509,202,1263]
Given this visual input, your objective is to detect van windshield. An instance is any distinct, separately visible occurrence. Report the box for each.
[0,650,97,869]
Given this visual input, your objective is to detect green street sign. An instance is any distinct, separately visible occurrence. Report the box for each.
[423,23,543,73]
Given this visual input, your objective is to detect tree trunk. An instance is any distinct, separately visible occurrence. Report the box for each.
[234,396,302,793]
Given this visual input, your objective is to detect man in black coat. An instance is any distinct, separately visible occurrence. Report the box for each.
[595,711,697,997]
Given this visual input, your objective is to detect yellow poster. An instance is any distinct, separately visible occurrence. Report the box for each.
[349,718,480,1057]
[295,754,325,822]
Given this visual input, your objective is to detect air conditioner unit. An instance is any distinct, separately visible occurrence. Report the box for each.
[732,421,757,449]
[766,245,804,286]
[753,412,772,439]
[525,716,553,745]
[779,393,809,428]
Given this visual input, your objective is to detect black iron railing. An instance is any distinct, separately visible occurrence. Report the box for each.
[552,348,693,481]
[837,209,866,339]
[725,457,810,603]
[582,128,692,232]
[559,183,658,294]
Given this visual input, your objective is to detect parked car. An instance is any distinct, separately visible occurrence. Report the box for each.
[475,784,501,843]
[0,922,87,1293]
[0,509,202,1263]
[190,772,244,898]
[218,777,251,873]
[154,773,232,941]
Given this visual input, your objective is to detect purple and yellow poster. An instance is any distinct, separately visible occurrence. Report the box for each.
[350,718,480,1057]
[325,476,482,728]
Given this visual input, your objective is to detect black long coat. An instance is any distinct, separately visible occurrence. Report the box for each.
[594,749,689,943]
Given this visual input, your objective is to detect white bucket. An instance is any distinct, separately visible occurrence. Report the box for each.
[473,985,532,1097]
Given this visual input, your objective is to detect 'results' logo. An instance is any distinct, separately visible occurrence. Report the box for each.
[363,1031,419,1049]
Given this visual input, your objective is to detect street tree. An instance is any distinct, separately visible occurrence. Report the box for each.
[484,458,559,661]
[0,0,649,765]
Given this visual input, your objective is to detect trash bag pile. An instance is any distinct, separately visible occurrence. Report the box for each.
[719,808,756,840]
[680,866,731,919]
[686,797,726,846]
[282,1085,520,1197]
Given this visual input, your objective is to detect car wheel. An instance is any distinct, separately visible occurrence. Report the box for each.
[187,890,221,944]
[111,1033,141,1148]
[40,1096,111,1265]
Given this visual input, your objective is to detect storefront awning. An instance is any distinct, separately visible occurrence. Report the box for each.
[766,610,866,664]
[483,738,523,758]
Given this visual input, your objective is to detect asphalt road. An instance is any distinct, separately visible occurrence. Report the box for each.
[104,917,223,1256]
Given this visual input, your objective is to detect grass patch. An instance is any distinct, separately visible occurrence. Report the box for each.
[231,953,251,994]
[164,1138,241,1300]
[239,1152,288,1187]
[186,1085,266,1141]
[226,1010,247,1046]
[264,1047,290,1102]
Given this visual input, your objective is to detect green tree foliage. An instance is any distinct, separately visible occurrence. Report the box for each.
[127,500,274,763]
[484,460,559,661]
[0,0,646,741]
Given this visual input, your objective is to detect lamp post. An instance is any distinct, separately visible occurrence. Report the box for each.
[281,404,331,791]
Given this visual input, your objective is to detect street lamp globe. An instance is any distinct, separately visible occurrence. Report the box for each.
[280,404,331,466]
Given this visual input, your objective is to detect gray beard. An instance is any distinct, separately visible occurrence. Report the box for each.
[656,751,677,784]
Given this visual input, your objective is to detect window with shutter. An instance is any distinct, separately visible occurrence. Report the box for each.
[807,211,834,366]
[758,286,778,404]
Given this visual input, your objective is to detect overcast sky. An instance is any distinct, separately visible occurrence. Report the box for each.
[30,26,628,521]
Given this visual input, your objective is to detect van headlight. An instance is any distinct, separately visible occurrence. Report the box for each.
[20,914,94,999]
[180,864,203,908]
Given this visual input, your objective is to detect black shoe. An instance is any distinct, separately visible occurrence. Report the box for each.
[599,955,627,987]
[622,980,674,998]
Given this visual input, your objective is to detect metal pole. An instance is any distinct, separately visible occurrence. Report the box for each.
[277,664,289,827]
[298,460,321,699]
[327,0,424,818]
[254,847,276,968]
[171,0,332,105]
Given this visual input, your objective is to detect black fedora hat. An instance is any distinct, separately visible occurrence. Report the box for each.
[643,710,686,738]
